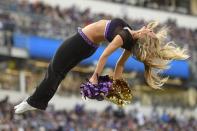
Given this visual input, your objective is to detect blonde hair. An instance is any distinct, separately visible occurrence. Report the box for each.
[132,21,189,89]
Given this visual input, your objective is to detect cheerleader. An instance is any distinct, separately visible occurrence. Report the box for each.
[80,21,189,106]
[15,18,189,113]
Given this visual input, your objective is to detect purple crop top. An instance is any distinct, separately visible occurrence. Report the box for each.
[104,18,135,51]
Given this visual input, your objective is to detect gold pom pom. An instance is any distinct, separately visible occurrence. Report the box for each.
[105,78,133,107]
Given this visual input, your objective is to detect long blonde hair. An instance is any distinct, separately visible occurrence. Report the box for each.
[132,21,189,89]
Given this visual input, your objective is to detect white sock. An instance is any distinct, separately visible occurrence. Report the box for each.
[14,101,37,114]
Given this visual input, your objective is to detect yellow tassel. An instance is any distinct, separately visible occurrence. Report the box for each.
[105,78,133,107]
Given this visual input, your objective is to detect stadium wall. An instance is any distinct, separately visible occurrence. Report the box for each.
[28,0,197,28]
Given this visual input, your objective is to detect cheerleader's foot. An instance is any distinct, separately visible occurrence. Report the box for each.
[14,101,37,114]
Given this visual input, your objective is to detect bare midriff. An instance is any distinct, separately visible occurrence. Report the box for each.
[81,20,110,46]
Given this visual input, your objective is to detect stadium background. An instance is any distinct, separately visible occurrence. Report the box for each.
[0,0,196,130]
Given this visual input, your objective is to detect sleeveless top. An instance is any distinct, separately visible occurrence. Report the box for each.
[104,18,135,51]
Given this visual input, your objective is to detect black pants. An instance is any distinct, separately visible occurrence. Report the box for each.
[27,33,97,110]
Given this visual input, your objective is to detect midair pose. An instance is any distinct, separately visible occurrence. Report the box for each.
[14,18,189,114]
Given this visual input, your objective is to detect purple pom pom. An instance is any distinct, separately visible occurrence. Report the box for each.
[98,75,112,82]
[98,75,113,93]
[80,75,113,101]
[80,81,109,101]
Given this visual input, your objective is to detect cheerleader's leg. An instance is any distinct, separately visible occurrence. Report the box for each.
[15,33,97,113]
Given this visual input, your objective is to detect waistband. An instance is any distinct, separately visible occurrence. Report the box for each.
[77,27,99,49]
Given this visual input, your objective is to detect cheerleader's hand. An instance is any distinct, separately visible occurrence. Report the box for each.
[89,75,98,85]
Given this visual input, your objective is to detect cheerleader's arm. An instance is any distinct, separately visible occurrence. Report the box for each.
[89,35,123,84]
[113,49,131,79]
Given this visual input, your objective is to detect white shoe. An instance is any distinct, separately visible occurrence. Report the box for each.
[14,101,37,114]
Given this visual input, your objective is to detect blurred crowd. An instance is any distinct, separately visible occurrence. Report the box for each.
[1,0,197,79]
[0,0,196,107]
[0,1,196,130]
[0,97,196,131]
[98,0,191,15]
[0,0,196,49]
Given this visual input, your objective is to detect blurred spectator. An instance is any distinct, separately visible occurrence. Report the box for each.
[0,0,196,80]
[0,0,195,49]
[0,0,195,55]
[99,0,191,15]
[0,97,196,130]
[161,110,170,123]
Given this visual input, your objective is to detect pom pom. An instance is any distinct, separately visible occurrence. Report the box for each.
[80,76,133,107]
[80,80,109,101]
[98,75,113,94]
[105,78,133,107]
[98,75,133,107]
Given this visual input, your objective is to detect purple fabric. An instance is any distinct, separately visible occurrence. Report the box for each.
[104,18,133,42]
[77,27,99,49]
[80,75,112,101]
[104,20,111,40]
[80,81,109,101]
